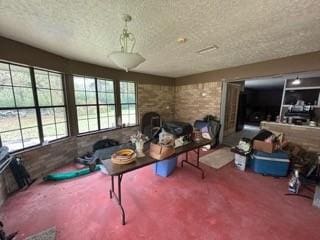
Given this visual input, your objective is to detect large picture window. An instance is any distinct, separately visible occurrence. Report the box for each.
[73,76,116,134]
[120,81,137,126]
[0,62,68,152]
[0,63,39,151]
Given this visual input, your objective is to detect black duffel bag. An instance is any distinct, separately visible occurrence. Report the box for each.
[162,121,193,137]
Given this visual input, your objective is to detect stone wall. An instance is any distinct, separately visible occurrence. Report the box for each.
[174,81,222,124]
[138,84,175,122]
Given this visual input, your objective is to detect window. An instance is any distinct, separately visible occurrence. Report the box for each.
[0,62,68,152]
[120,81,137,126]
[97,79,116,129]
[34,70,68,142]
[73,76,116,134]
[74,76,98,133]
[0,63,39,151]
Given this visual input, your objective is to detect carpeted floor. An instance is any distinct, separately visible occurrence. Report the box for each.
[0,152,319,240]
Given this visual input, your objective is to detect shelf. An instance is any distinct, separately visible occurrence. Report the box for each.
[282,105,320,108]
[285,86,320,91]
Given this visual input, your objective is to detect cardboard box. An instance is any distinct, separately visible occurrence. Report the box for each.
[253,140,274,153]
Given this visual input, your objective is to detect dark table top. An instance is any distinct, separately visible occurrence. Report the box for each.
[102,138,212,176]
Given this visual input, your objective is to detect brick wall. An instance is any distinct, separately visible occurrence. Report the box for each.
[0,83,172,204]
[138,84,175,122]
[261,121,320,152]
[0,81,221,204]
[0,126,138,202]
[174,81,222,124]
[2,137,76,194]
[76,127,138,156]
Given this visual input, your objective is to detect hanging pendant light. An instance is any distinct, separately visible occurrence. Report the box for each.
[109,14,145,72]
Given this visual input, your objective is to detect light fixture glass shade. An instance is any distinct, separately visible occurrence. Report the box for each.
[109,51,145,72]
[292,77,301,85]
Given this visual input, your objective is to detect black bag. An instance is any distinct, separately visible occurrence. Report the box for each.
[163,121,193,137]
[194,120,221,147]
[93,139,119,151]
[253,129,273,141]
[9,157,34,189]
[141,112,161,139]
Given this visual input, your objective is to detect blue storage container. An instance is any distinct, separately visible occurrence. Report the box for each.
[153,156,177,177]
[250,150,290,177]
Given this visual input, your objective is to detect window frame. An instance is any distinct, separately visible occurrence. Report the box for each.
[34,68,69,143]
[119,80,138,127]
[96,78,117,131]
[0,61,69,153]
[73,75,118,135]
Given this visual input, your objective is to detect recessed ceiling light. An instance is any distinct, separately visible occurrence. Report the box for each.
[177,37,187,43]
[197,45,219,54]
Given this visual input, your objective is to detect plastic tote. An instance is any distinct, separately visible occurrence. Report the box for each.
[250,150,289,177]
[153,156,177,177]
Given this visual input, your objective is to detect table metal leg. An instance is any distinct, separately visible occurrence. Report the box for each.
[109,176,114,199]
[180,147,205,179]
[109,174,126,225]
[180,152,188,167]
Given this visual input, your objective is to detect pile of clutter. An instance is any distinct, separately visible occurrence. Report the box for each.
[231,129,320,199]
[232,129,290,174]
[149,121,193,160]
[282,142,319,194]
[149,117,221,160]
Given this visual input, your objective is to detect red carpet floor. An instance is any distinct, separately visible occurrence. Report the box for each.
[1,156,319,240]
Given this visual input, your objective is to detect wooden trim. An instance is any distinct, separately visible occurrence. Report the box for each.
[65,74,78,136]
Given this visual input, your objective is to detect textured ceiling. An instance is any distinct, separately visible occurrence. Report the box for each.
[0,0,320,78]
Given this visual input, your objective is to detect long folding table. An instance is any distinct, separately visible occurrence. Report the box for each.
[102,138,211,225]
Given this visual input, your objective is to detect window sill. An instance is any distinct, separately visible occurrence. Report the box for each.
[12,136,71,155]
[76,125,140,138]
[9,126,141,155]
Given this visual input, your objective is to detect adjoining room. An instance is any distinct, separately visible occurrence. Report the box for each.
[223,77,285,146]
[0,1,320,240]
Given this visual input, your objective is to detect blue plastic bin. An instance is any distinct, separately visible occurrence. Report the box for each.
[153,156,177,177]
[250,150,289,177]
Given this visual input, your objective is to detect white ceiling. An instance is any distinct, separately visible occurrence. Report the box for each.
[0,0,320,78]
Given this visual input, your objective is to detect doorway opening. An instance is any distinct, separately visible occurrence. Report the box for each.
[222,77,285,146]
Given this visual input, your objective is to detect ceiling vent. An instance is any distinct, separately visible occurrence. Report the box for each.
[197,45,219,54]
